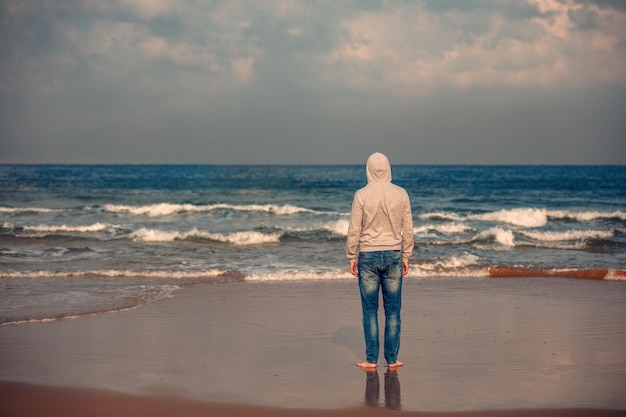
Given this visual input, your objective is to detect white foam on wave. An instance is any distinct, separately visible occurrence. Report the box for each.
[411,253,488,278]
[475,227,515,246]
[409,267,490,279]
[605,269,626,281]
[419,212,463,221]
[0,269,227,279]
[282,219,349,236]
[414,223,472,235]
[104,203,201,216]
[419,208,546,227]
[130,227,282,245]
[469,208,548,228]
[104,203,315,217]
[0,206,66,213]
[547,210,626,222]
[418,208,625,229]
[129,228,181,242]
[245,269,353,282]
[23,222,116,233]
[245,266,489,282]
[519,229,614,242]
[417,253,480,271]
[323,219,350,236]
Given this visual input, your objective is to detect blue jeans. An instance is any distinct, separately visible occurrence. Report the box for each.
[358,250,403,365]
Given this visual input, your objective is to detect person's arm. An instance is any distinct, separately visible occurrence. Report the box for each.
[401,193,414,275]
[346,194,362,276]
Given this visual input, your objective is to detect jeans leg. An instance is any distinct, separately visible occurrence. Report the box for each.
[382,252,402,365]
[358,253,381,364]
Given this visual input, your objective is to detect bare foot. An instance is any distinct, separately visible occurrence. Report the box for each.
[387,361,403,370]
[356,361,377,369]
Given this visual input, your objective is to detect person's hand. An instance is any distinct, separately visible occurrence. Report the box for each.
[402,261,409,276]
[350,259,358,277]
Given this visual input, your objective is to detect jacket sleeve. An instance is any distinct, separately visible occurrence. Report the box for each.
[401,192,414,263]
[346,193,362,260]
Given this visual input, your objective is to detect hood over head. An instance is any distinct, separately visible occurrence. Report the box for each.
[366,152,392,183]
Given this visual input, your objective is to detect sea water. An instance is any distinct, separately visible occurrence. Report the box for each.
[1,165,624,324]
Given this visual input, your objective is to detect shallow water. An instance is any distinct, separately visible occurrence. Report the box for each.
[1,165,625,324]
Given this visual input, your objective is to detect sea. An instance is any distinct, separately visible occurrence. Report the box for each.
[1,164,625,325]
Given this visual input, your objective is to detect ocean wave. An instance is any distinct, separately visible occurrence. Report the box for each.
[469,208,548,228]
[547,210,626,222]
[103,202,316,217]
[417,253,480,270]
[129,227,282,245]
[244,257,491,281]
[419,212,463,221]
[410,267,490,278]
[22,222,117,233]
[323,219,349,236]
[2,265,623,283]
[281,219,350,237]
[419,209,546,227]
[519,229,614,242]
[245,269,354,282]
[0,269,228,279]
[0,206,66,213]
[418,208,626,228]
[414,223,472,235]
[474,226,515,246]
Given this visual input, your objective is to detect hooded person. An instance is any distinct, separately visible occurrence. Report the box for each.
[346,152,414,370]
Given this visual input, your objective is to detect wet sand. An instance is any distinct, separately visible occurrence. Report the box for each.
[1,381,624,417]
[1,278,625,414]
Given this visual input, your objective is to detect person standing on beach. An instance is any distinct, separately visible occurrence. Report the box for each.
[347,152,414,370]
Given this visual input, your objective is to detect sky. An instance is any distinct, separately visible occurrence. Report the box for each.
[1,0,625,165]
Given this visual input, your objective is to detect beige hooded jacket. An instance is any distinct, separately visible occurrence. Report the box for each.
[346,153,414,263]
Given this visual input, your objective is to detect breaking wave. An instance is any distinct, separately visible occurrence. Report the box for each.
[413,253,488,278]
[246,269,354,282]
[469,208,548,228]
[414,223,472,235]
[22,223,116,233]
[0,206,67,213]
[103,203,317,217]
[129,227,282,245]
[519,229,614,242]
[420,208,626,228]
[474,227,516,246]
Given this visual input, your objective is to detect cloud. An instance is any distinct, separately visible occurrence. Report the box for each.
[326,0,626,95]
[4,0,623,103]
[0,0,624,164]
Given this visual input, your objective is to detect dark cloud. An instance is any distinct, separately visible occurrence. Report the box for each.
[1,0,625,164]
[584,0,626,12]
[422,0,542,20]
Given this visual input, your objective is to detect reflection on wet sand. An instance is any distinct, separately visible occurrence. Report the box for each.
[364,369,401,410]
[364,371,379,407]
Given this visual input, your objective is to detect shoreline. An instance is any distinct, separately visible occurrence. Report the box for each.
[1,278,625,412]
[2,269,625,327]
[1,381,624,417]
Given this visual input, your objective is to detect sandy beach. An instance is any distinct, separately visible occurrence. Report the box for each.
[1,277,625,416]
